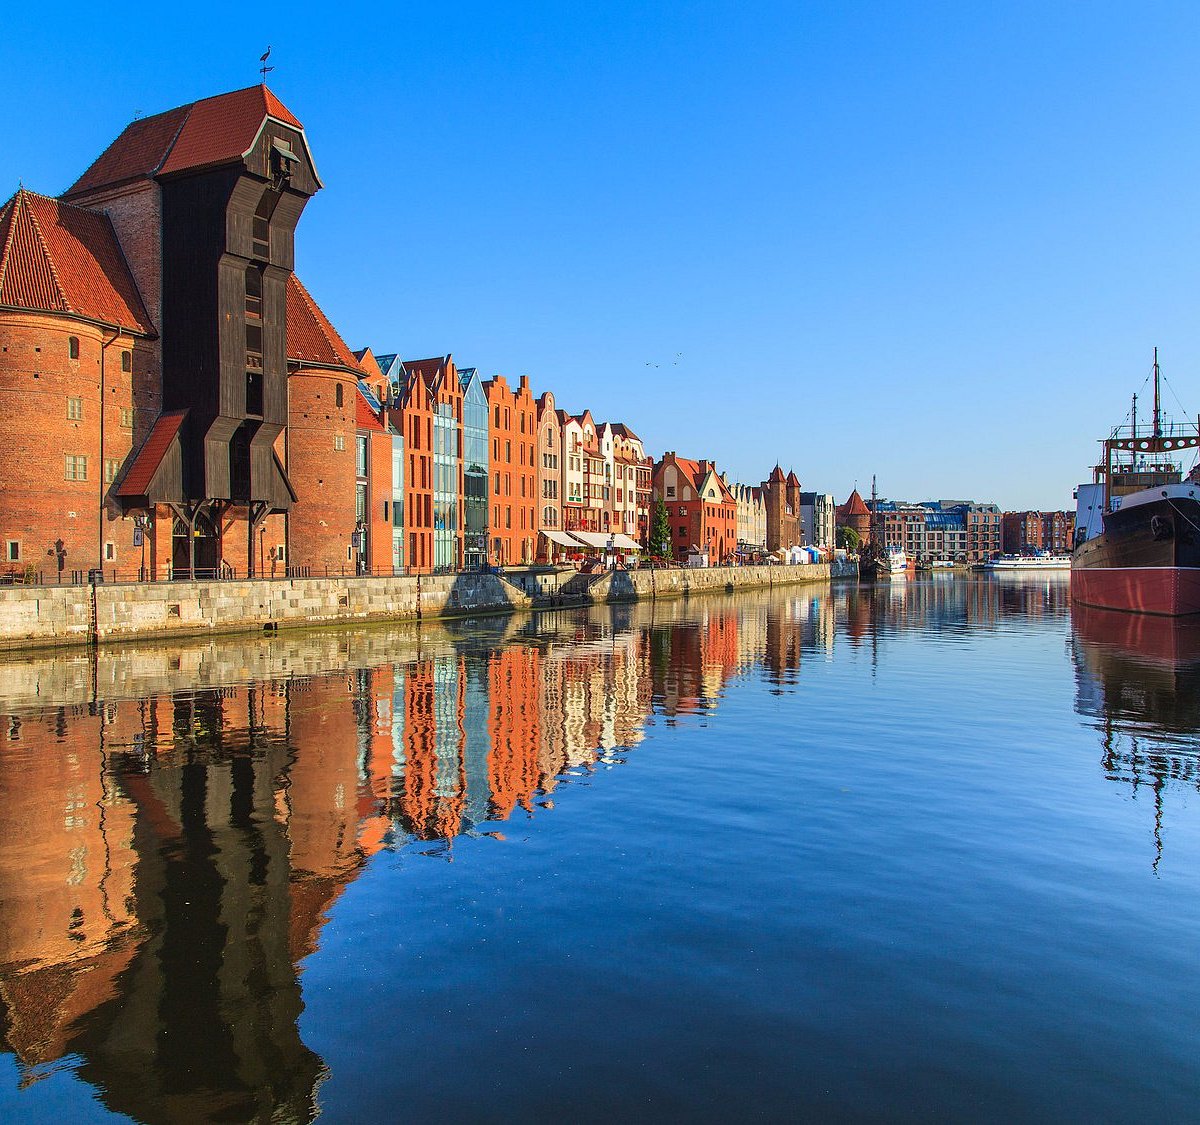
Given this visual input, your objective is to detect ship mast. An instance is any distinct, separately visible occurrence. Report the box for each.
[870,474,879,547]
[1153,346,1162,439]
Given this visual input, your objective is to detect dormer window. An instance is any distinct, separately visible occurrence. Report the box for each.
[271,138,299,183]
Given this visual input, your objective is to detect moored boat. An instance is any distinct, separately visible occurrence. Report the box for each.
[985,553,1072,572]
[1071,350,1200,617]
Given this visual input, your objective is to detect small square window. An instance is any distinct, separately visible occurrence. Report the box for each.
[5,541,19,563]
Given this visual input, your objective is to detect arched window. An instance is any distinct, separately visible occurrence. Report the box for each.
[68,336,79,360]
[335,383,344,408]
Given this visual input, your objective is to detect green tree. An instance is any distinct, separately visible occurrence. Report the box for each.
[836,525,861,552]
[648,498,673,559]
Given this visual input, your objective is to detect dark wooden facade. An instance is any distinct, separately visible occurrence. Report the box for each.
[159,119,318,516]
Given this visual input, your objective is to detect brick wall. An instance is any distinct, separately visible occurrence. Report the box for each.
[286,368,358,574]
[0,313,148,580]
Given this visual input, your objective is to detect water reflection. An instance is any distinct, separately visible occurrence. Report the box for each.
[0,576,1174,1122]
[1071,603,1200,870]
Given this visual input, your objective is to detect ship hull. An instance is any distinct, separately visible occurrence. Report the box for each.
[1071,495,1200,617]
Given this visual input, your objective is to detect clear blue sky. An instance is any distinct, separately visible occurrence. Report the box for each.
[5,1,1199,509]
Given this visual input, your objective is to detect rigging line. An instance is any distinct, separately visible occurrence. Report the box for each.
[1158,369,1193,421]
[1167,496,1200,540]
[1110,368,1156,436]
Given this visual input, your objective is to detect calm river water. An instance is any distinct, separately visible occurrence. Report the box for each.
[0,576,1198,1123]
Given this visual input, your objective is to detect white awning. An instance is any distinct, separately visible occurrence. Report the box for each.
[570,531,612,549]
[541,529,581,548]
[611,533,642,551]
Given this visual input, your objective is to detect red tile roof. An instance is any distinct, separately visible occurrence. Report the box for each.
[118,411,186,497]
[285,274,360,371]
[672,455,735,504]
[768,464,787,483]
[67,85,306,196]
[842,489,869,516]
[786,470,801,487]
[355,386,385,431]
[0,189,153,333]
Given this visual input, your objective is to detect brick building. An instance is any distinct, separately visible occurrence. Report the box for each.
[836,488,872,546]
[282,275,362,575]
[483,374,537,565]
[1001,510,1073,554]
[0,190,156,581]
[760,465,802,554]
[393,356,464,572]
[652,452,738,564]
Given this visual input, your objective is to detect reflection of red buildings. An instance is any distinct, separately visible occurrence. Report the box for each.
[488,647,541,819]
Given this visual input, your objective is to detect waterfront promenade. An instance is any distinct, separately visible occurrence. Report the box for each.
[0,559,853,652]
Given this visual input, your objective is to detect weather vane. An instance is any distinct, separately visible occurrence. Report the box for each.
[259,46,274,82]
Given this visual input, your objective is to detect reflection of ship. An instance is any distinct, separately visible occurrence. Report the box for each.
[1071,602,1200,868]
[1071,350,1200,616]
[984,553,1071,571]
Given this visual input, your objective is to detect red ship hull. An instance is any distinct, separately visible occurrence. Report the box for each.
[1071,566,1200,617]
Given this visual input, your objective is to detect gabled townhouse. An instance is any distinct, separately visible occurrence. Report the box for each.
[402,356,463,571]
[483,374,537,565]
[652,453,738,565]
[536,391,563,539]
[608,423,652,544]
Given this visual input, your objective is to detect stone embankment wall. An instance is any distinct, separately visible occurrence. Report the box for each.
[0,571,531,652]
[0,557,857,654]
[598,560,846,602]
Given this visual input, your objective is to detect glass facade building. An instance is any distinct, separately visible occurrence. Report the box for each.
[460,368,489,570]
[433,402,460,570]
